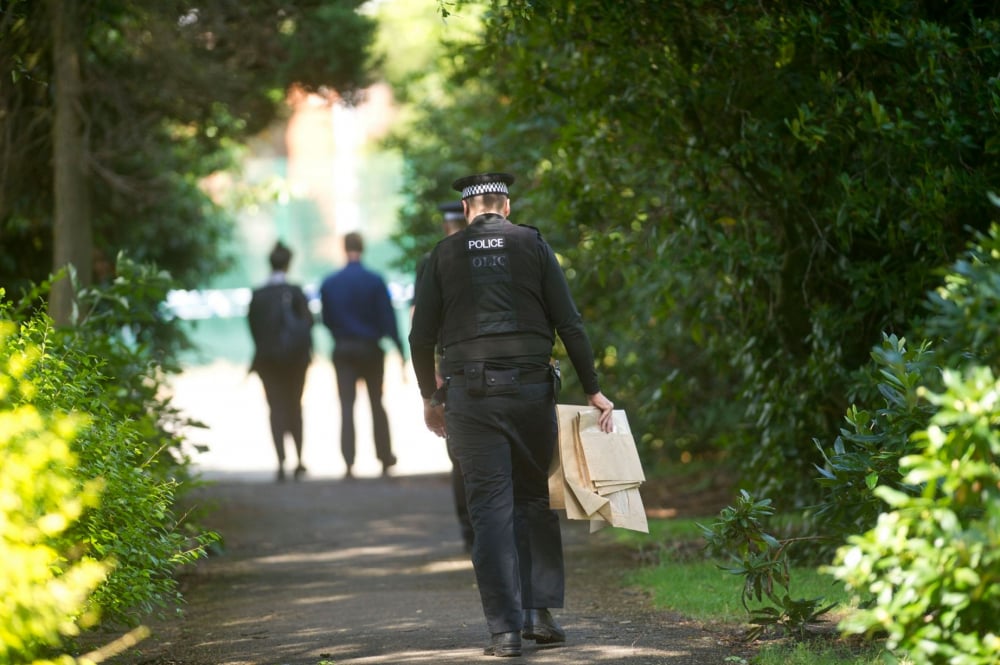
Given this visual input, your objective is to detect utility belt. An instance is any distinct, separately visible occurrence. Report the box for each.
[433,361,561,403]
[442,333,553,363]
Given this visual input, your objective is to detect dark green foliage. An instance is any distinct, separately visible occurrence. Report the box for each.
[812,334,936,537]
[814,223,1000,539]
[0,0,376,296]
[391,3,1000,658]
[390,0,1000,504]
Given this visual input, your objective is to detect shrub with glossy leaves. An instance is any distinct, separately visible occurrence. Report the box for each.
[812,334,937,538]
[827,367,1000,664]
[700,490,835,640]
[814,224,1000,542]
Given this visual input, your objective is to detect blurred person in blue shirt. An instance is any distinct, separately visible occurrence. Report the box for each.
[319,231,405,478]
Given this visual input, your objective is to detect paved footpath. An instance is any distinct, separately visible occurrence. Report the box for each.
[102,472,740,665]
[97,359,741,664]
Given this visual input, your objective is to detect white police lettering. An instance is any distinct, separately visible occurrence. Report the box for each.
[472,255,507,268]
[467,237,505,251]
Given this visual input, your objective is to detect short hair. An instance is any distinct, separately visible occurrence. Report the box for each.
[344,231,364,254]
[269,241,292,271]
[476,192,508,212]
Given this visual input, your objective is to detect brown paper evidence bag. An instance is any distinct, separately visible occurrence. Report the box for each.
[548,404,649,534]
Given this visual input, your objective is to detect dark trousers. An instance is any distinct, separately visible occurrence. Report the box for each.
[445,381,564,635]
[448,447,474,550]
[257,362,308,466]
[332,338,393,468]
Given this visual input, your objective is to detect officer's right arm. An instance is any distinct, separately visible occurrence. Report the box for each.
[409,255,444,400]
[411,281,446,437]
[538,243,615,431]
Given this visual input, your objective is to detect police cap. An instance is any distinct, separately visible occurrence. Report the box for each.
[437,200,465,222]
[451,172,515,200]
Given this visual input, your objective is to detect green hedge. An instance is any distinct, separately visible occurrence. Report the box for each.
[0,320,107,664]
[0,258,216,662]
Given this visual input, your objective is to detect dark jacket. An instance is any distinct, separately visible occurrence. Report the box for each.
[248,280,313,372]
[409,213,600,399]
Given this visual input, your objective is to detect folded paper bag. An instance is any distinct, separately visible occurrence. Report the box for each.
[549,404,649,533]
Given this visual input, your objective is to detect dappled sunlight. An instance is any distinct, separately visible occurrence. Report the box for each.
[298,643,702,664]
[417,558,473,574]
[253,544,401,565]
[246,543,471,574]
[535,643,698,662]
[126,470,739,665]
[292,593,354,607]
[646,507,679,518]
[332,648,485,663]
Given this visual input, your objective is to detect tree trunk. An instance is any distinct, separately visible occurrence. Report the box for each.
[48,0,91,326]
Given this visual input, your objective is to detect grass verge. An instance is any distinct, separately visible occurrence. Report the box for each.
[615,518,897,665]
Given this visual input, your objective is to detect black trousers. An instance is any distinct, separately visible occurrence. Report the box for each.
[448,446,474,550]
[332,338,393,467]
[257,362,308,466]
[445,380,563,635]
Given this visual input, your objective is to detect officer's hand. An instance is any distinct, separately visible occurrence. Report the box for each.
[423,399,447,438]
[587,392,615,433]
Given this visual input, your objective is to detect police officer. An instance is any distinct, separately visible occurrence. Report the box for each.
[414,201,475,553]
[409,172,614,657]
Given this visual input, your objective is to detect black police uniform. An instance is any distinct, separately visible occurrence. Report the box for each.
[409,210,603,636]
[413,201,475,551]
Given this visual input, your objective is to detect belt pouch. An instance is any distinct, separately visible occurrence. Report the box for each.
[485,368,520,396]
[464,362,486,396]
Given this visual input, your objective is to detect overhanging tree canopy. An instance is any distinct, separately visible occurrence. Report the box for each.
[1,0,377,312]
[390,0,1000,503]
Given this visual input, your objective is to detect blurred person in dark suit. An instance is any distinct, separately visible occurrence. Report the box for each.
[248,241,313,482]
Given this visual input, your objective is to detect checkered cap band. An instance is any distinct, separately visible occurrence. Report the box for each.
[461,181,509,199]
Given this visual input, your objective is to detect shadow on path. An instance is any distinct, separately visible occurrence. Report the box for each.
[103,473,740,665]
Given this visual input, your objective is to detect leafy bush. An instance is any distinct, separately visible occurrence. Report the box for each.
[826,367,1000,664]
[0,320,107,664]
[813,225,1000,536]
[705,223,1000,656]
[812,334,937,539]
[4,257,216,627]
[812,225,1000,661]
[922,212,1000,373]
[699,490,834,640]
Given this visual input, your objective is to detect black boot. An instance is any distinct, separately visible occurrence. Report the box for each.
[483,631,521,657]
[522,609,565,644]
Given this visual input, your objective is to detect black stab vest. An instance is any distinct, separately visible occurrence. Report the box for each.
[435,214,555,359]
